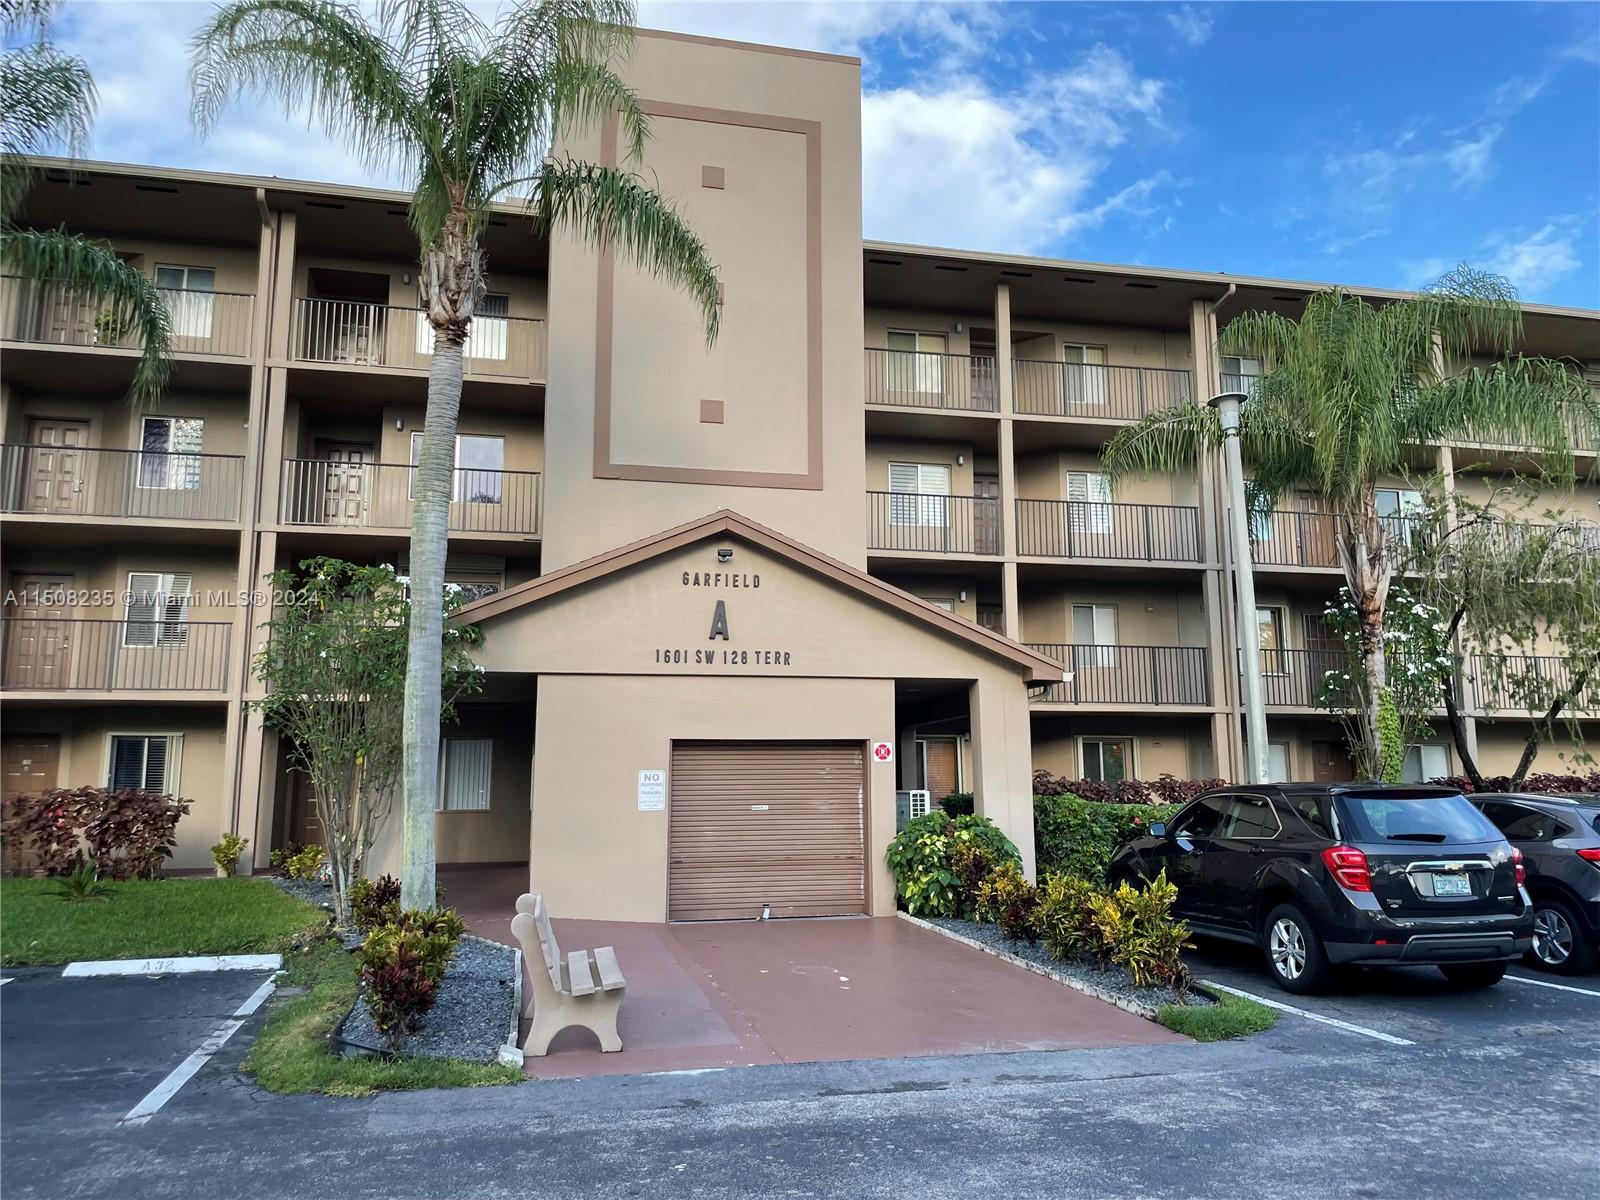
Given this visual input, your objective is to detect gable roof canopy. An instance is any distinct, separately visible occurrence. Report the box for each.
[457,509,1064,684]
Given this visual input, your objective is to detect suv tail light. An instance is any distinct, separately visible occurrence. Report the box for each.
[1512,846,1525,888]
[1321,845,1372,892]
[1577,847,1600,868]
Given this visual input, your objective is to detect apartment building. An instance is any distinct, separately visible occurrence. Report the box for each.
[3,29,1597,922]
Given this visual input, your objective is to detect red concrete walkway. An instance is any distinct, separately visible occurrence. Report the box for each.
[442,865,1185,1080]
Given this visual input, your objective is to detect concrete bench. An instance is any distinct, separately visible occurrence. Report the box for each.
[509,892,625,1057]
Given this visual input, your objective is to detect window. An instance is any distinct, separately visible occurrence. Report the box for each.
[1221,355,1262,396]
[1401,744,1450,783]
[1062,344,1108,406]
[888,462,951,527]
[1065,470,1113,535]
[1477,801,1570,843]
[1171,794,1227,840]
[1079,736,1134,783]
[155,265,215,339]
[108,734,178,793]
[438,738,492,811]
[138,417,204,490]
[924,597,956,612]
[1376,488,1424,546]
[1257,606,1286,674]
[1288,794,1336,839]
[1071,603,1118,669]
[410,433,505,502]
[123,572,191,647]
[417,292,510,361]
[887,330,947,394]
[1220,793,1281,839]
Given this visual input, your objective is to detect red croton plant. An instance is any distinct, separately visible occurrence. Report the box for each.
[1,787,190,879]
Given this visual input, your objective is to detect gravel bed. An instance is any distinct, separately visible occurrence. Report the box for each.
[264,875,335,909]
[925,917,1214,1014]
[338,934,518,1063]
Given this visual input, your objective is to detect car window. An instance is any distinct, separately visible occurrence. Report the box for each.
[1219,794,1280,839]
[1336,792,1501,844]
[1479,802,1569,842]
[1287,795,1336,839]
[1171,796,1227,840]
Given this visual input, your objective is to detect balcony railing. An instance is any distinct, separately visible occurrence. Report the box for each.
[1015,499,1202,562]
[2,276,254,357]
[280,459,542,535]
[863,348,998,412]
[1468,655,1600,715]
[0,443,245,522]
[1014,360,1192,420]
[865,492,1000,555]
[293,298,546,380]
[1257,648,1351,709]
[1028,644,1210,706]
[1248,510,1342,568]
[0,618,231,692]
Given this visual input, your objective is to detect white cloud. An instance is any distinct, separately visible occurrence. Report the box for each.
[1165,5,1215,48]
[1482,218,1584,296]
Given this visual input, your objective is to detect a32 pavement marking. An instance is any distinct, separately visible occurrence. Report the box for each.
[119,976,278,1127]
[1200,979,1417,1045]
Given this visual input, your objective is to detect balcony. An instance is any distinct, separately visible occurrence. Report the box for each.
[866,492,1000,555]
[279,459,542,536]
[1469,655,1600,716]
[2,276,254,357]
[1027,644,1211,706]
[1258,648,1349,710]
[0,618,231,693]
[0,443,245,522]
[863,348,998,412]
[293,298,546,381]
[1014,360,1192,420]
[1015,499,1202,562]
[1249,510,1341,569]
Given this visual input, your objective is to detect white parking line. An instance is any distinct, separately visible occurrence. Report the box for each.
[1504,973,1600,998]
[1200,980,1416,1046]
[119,977,277,1127]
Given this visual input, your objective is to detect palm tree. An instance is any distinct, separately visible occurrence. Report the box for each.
[1100,266,1599,778]
[192,0,720,908]
[1,0,172,403]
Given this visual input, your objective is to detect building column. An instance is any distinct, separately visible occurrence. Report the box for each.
[968,675,1036,881]
[995,281,1021,638]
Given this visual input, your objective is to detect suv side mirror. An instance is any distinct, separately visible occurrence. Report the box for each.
[1149,822,1167,839]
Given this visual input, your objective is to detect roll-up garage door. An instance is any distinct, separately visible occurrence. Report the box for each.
[668,742,866,921]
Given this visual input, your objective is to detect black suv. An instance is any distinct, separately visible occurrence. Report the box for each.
[1107,784,1533,993]
[1469,793,1600,974]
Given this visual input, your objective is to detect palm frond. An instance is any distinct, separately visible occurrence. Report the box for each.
[1099,403,1221,486]
[0,225,172,404]
[0,41,95,215]
[1,0,58,39]
[534,155,720,343]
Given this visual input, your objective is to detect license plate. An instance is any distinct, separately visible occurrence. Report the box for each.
[1433,874,1472,897]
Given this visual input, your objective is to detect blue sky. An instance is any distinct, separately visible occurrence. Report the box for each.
[48,1,1600,307]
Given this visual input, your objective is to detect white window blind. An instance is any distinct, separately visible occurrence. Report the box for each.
[438,739,492,811]
[1062,344,1108,406]
[1072,603,1118,668]
[888,462,951,527]
[1401,744,1449,783]
[124,572,192,647]
[886,330,947,394]
[1066,470,1113,535]
[155,265,215,339]
[109,734,178,792]
[417,293,509,361]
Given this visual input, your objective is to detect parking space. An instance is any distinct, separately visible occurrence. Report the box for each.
[1186,936,1599,1046]
[0,967,278,1132]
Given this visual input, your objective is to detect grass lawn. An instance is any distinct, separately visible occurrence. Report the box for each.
[245,939,523,1096]
[0,877,330,966]
[1157,990,1279,1041]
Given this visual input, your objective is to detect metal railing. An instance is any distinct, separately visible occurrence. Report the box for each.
[1257,648,1352,709]
[1219,373,1262,399]
[1013,359,1192,419]
[1248,510,1342,568]
[293,298,547,380]
[0,443,245,521]
[865,491,1001,554]
[1028,643,1210,706]
[863,348,998,412]
[1015,499,1202,562]
[0,618,231,692]
[280,459,542,535]
[1,276,254,357]
[1468,655,1600,714]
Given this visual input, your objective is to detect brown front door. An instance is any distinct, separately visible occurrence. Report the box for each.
[668,741,866,921]
[3,573,73,689]
[2,734,58,802]
[921,737,960,801]
[23,419,90,514]
[289,769,325,847]
[974,474,1000,554]
[1312,741,1354,783]
[315,441,372,526]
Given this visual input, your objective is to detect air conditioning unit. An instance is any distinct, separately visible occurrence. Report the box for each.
[895,789,932,832]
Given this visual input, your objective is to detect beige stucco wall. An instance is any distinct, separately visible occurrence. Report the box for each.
[1017,583,1206,648]
[540,33,865,569]
[8,390,249,457]
[1010,321,1192,373]
[1030,714,1206,781]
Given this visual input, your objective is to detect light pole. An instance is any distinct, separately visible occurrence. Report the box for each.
[1210,390,1271,785]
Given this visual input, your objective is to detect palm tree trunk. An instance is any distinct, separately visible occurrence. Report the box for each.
[401,326,464,911]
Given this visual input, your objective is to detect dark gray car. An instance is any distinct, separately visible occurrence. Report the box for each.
[1470,793,1600,974]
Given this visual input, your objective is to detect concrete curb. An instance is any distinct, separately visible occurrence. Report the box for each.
[61,954,283,978]
[895,912,1167,1021]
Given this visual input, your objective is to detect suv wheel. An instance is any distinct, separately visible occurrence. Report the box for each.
[1439,962,1507,988]
[1527,898,1596,975]
[1262,903,1332,994]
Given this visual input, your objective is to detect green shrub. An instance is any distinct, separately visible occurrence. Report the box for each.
[356,907,465,1050]
[1034,794,1178,882]
[884,812,1020,918]
[271,843,327,880]
[974,862,1039,941]
[1035,873,1104,961]
[52,865,113,903]
[938,792,974,817]
[348,874,402,931]
[1034,870,1192,995]
[211,833,249,875]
